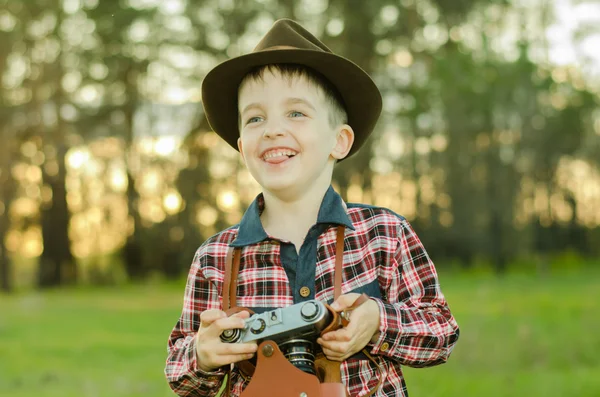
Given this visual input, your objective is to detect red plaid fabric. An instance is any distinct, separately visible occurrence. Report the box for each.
[165,187,459,396]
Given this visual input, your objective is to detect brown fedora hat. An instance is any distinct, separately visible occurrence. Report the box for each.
[201,18,382,159]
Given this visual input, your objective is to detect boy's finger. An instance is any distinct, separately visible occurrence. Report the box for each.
[212,316,248,333]
[321,346,344,359]
[215,353,257,366]
[319,340,348,354]
[230,310,252,319]
[330,293,361,311]
[217,342,258,356]
[200,310,227,326]
[321,328,352,342]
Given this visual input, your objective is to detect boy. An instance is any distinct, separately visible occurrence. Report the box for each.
[165,19,459,397]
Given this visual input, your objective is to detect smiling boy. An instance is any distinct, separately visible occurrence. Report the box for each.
[165,19,459,397]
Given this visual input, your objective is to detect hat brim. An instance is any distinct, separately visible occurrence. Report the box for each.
[201,49,382,160]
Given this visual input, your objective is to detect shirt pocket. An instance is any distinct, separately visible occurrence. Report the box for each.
[340,250,384,300]
[236,264,293,308]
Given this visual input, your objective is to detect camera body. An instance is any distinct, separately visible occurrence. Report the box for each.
[220,300,333,375]
[220,300,332,345]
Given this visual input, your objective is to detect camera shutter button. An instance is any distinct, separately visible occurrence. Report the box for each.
[300,301,319,321]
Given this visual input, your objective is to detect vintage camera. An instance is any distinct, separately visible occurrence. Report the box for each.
[220,300,333,375]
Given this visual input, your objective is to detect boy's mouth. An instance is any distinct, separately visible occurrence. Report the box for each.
[261,148,298,164]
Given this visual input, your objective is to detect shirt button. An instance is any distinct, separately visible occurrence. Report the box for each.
[299,286,310,298]
[380,342,390,352]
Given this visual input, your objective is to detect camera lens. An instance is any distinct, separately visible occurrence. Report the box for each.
[279,339,316,375]
[220,329,241,343]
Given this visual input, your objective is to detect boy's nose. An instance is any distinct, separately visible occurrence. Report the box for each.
[262,124,286,139]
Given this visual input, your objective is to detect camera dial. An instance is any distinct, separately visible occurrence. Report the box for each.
[250,318,266,334]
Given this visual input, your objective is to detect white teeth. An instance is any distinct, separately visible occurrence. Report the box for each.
[262,149,297,160]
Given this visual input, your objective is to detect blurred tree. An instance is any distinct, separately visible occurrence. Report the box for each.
[0,129,16,293]
[328,0,384,199]
[428,0,599,272]
[40,0,76,286]
[171,0,267,277]
[0,136,13,292]
[6,0,77,287]
[85,1,157,280]
[172,118,211,278]
[369,0,493,265]
[0,2,16,292]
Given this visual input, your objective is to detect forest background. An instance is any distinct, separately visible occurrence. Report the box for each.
[0,0,599,396]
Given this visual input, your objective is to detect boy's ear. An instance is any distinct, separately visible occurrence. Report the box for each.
[331,124,355,160]
[237,137,245,160]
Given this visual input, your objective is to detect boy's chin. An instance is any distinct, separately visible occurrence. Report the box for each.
[259,177,308,196]
[260,179,298,193]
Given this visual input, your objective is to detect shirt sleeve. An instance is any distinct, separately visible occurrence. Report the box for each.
[165,246,227,396]
[368,218,460,367]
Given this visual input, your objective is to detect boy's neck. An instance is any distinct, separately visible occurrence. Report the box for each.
[260,181,331,247]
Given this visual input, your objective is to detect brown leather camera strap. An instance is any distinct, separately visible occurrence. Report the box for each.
[334,226,345,300]
[223,247,234,311]
[315,226,347,390]
[222,245,241,397]
[223,246,241,310]
[230,248,241,307]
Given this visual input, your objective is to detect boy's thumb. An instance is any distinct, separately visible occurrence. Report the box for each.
[331,294,354,311]
[332,292,364,311]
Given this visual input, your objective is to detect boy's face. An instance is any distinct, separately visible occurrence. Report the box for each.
[237,69,354,199]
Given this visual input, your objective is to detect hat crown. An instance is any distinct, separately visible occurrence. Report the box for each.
[254,19,332,54]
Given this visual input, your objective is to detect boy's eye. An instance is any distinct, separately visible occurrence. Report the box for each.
[246,116,263,124]
[289,111,305,118]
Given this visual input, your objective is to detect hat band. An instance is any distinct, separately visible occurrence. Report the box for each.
[260,45,300,51]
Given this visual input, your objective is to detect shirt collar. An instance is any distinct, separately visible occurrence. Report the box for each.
[231,185,355,247]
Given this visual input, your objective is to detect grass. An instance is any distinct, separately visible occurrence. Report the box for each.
[0,283,181,397]
[403,269,600,397]
[0,267,598,397]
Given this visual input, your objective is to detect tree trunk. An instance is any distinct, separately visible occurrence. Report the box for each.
[0,233,9,293]
[39,143,75,287]
[121,65,146,280]
[123,168,144,280]
[332,0,378,199]
[38,1,75,287]
[0,160,14,293]
[0,0,21,292]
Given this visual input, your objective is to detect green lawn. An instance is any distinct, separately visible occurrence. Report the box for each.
[1,268,598,397]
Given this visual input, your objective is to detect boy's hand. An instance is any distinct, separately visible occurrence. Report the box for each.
[317,293,381,362]
[195,309,257,372]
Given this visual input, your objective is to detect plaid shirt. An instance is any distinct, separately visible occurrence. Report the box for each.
[165,186,459,397]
